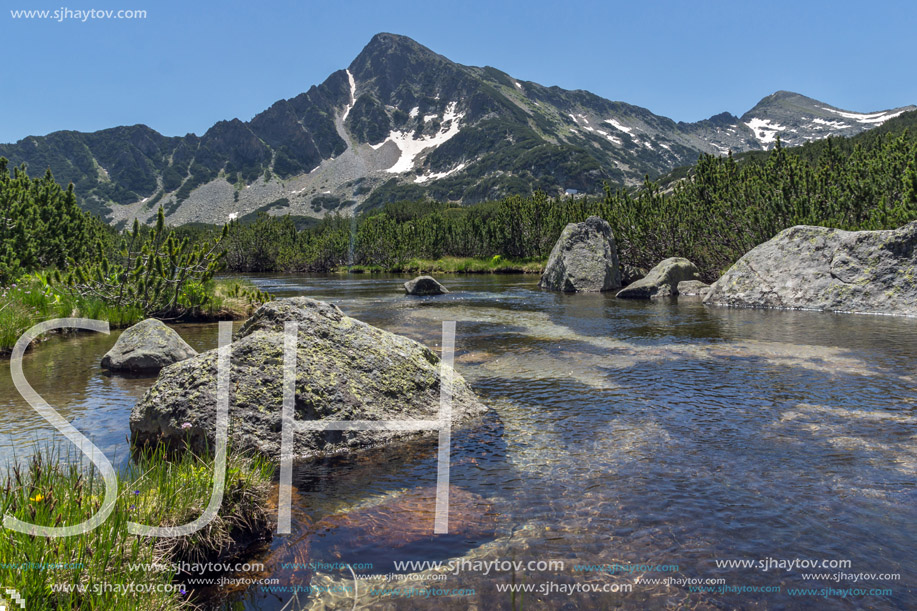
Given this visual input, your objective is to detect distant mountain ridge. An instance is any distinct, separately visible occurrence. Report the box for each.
[1,33,913,226]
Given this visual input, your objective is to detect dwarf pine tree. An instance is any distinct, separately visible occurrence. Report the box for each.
[58,207,228,318]
[0,158,105,283]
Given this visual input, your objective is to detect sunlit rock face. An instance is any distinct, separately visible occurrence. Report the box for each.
[616,257,701,299]
[705,221,917,316]
[101,318,197,373]
[539,216,622,293]
[130,297,488,459]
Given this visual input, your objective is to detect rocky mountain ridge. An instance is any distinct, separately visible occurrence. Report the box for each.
[1,33,913,226]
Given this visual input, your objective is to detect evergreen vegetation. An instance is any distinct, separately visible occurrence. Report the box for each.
[56,208,229,319]
[0,159,108,284]
[218,126,917,281]
[0,160,271,354]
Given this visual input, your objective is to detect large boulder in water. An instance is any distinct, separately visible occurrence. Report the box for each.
[539,216,621,292]
[616,257,702,299]
[404,275,448,295]
[101,318,197,373]
[129,298,488,460]
[704,222,917,315]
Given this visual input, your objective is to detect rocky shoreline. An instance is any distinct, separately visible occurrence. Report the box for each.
[537,216,917,317]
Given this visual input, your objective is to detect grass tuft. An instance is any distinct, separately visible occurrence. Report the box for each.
[0,276,270,355]
[0,274,144,354]
[338,256,546,275]
[0,441,274,610]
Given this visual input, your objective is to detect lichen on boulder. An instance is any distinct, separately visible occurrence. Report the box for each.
[129,298,488,461]
[704,222,917,315]
[101,318,197,374]
[616,257,702,299]
[539,216,621,292]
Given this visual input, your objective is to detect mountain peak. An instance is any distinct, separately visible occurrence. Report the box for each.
[349,33,450,76]
[741,91,823,119]
[363,32,423,52]
[1,35,911,226]
[736,90,916,152]
[770,90,806,100]
[348,33,464,105]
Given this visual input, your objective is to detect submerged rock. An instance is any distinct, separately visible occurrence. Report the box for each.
[616,257,701,299]
[267,486,498,581]
[129,298,487,460]
[704,222,917,315]
[404,275,448,295]
[101,318,197,373]
[677,280,711,298]
[539,216,621,292]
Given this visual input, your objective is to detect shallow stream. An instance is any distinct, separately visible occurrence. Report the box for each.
[1,274,914,609]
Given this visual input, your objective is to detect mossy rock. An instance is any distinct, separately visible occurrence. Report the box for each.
[704,221,917,316]
[101,318,197,374]
[539,216,621,292]
[616,257,701,299]
[130,298,488,461]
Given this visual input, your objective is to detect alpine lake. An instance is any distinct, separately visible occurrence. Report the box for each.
[1,273,914,610]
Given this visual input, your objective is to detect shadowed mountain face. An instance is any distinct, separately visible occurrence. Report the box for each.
[1,33,913,226]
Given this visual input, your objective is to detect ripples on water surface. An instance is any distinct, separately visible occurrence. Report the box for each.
[1,274,914,609]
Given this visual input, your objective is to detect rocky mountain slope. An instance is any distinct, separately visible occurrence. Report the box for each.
[1,33,913,226]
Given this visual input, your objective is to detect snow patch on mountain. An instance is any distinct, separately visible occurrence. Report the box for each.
[341,70,357,121]
[604,119,633,134]
[382,102,466,174]
[745,117,785,147]
[414,162,467,183]
[820,107,906,124]
[811,117,850,129]
[592,128,621,145]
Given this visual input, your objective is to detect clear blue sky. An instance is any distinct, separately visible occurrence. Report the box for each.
[1,0,914,144]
